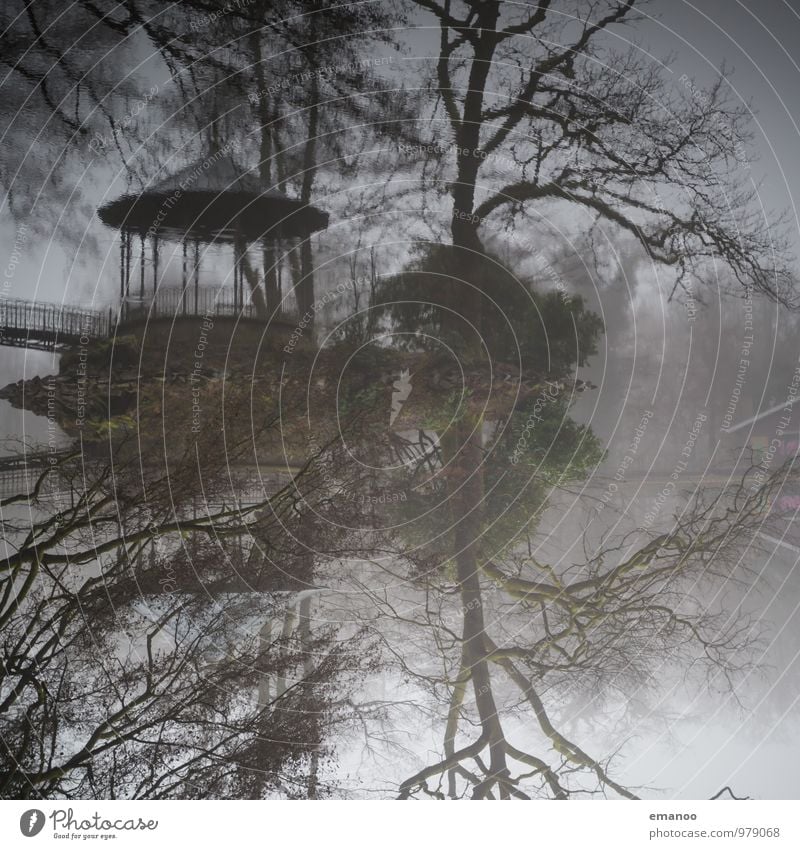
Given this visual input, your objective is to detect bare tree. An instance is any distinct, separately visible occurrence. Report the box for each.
[376,465,786,799]
[0,433,375,799]
[366,0,798,797]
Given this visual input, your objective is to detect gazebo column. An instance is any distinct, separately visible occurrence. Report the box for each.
[125,231,132,299]
[151,236,159,317]
[263,239,279,315]
[139,235,145,300]
[194,240,200,314]
[182,239,188,315]
[119,231,126,302]
[232,246,237,314]
[120,230,132,322]
[257,618,273,708]
[239,243,244,314]
[233,239,243,315]
[276,238,283,299]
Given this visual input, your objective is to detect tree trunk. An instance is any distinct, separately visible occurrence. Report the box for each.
[250,27,281,314]
[294,75,321,328]
[441,4,510,796]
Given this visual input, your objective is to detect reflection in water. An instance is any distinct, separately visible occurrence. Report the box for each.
[2,243,794,800]
[1,0,799,804]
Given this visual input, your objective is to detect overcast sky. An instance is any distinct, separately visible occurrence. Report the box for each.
[641,1,800,243]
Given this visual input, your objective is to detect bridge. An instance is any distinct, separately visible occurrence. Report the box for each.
[0,298,113,352]
[0,450,67,498]
[0,287,295,352]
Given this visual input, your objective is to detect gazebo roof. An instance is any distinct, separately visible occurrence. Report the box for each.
[98,154,329,243]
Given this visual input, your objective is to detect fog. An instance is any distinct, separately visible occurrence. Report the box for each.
[1,0,799,803]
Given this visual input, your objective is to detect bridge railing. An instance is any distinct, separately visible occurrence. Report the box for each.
[0,452,66,498]
[0,298,111,343]
[0,448,297,503]
[1,286,301,350]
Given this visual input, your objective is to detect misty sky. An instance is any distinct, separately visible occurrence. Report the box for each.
[646,2,800,231]
[3,1,800,302]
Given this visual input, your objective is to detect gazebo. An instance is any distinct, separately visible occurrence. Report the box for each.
[98,153,329,320]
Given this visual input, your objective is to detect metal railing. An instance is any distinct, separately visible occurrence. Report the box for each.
[0,452,69,498]
[0,451,295,505]
[120,285,296,324]
[0,298,111,349]
[1,287,298,350]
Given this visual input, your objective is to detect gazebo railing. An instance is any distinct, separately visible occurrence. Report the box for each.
[0,286,300,351]
[120,285,296,324]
